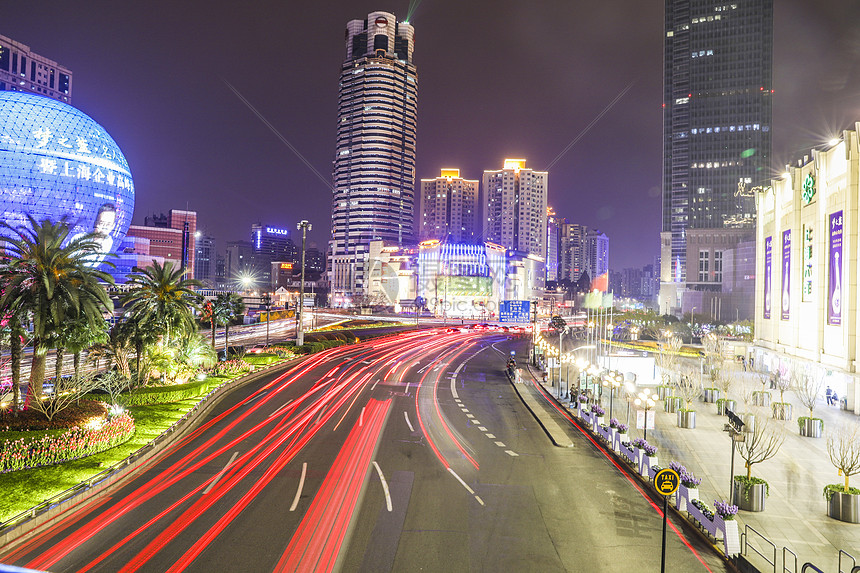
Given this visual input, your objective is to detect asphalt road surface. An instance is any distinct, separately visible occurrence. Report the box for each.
[0,329,729,572]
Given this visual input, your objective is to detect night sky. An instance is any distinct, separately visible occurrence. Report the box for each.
[5,0,860,270]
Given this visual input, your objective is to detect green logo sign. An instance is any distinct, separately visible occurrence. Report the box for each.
[654,468,680,496]
[802,173,816,205]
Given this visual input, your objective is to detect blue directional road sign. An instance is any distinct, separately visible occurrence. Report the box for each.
[499,300,531,323]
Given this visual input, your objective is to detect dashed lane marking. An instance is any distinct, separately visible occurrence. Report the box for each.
[505,451,519,457]
[494,441,506,447]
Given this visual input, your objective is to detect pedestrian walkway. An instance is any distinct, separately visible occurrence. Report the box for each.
[526,365,859,572]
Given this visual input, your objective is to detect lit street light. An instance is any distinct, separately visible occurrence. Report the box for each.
[634,389,655,441]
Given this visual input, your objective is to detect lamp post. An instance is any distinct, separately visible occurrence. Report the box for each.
[261,292,272,347]
[296,220,312,346]
[603,371,622,420]
[635,389,655,441]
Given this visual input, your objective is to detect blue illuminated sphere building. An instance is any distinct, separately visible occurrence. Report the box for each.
[0,92,134,266]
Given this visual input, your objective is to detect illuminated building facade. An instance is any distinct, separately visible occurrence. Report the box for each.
[330,11,417,299]
[252,223,296,286]
[124,210,196,278]
[755,127,860,414]
[0,34,72,103]
[585,228,609,282]
[546,207,561,283]
[482,159,548,259]
[0,92,133,269]
[660,0,773,313]
[419,169,480,243]
[195,234,216,287]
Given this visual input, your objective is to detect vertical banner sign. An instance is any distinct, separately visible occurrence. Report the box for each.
[802,224,814,302]
[764,236,772,319]
[829,211,844,325]
[781,230,791,321]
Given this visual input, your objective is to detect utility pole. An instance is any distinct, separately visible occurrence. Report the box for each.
[296,220,312,346]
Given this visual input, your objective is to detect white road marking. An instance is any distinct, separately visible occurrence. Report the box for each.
[485,434,496,439]
[495,441,506,447]
[371,380,379,391]
[360,406,365,426]
[447,468,484,506]
[461,408,470,413]
[477,427,487,432]
[203,451,238,494]
[267,399,293,418]
[404,411,415,432]
[373,461,393,512]
[450,375,459,399]
[505,450,519,457]
[405,383,411,393]
[289,462,307,511]
[466,414,475,419]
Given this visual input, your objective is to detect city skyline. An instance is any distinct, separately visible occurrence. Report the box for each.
[3,0,860,270]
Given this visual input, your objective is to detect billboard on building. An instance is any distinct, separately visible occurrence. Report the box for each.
[829,211,843,325]
[763,236,772,319]
[781,230,791,320]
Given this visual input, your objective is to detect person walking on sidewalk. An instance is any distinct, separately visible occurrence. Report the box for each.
[826,386,834,406]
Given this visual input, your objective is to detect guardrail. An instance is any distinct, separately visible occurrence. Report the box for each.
[783,547,798,573]
[744,525,777,572]
[839,549,857,573]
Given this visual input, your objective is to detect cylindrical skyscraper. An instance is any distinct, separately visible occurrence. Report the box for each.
[329,11,417,301]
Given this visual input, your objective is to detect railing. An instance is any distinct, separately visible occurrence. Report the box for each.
[744,525,776,573]
[783,547,797,573]
[801,564,824,573]
[839,549,856,573]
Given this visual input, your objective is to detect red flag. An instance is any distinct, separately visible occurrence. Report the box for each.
[591,272,608,292]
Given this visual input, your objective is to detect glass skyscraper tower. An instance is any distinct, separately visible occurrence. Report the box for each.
[661,0,773,290]
[329,11,417,299]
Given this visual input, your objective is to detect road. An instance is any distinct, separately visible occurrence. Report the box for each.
[0,329,729,572]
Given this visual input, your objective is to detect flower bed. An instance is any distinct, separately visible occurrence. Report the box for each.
[0,412,135,473]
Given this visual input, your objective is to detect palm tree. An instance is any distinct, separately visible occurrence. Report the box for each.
[0,216,113,397]
[212,293,245,356]
[201,299,230,349]
[121,261,202,346]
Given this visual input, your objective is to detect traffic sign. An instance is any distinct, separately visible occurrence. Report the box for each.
[499,300,531,323]
[654,468,680,496]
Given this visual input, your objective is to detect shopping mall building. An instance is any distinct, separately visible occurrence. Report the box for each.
[754,123,860,415]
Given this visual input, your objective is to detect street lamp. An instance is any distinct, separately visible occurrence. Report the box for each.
[261,292,272,347]
[634,389,656,441]
[602,371,622,420]
[296,220,312,346]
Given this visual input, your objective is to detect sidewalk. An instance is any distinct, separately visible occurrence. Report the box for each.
[530,367,859,572]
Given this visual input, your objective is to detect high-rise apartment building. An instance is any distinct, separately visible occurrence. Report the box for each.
[660,0,772,312]
[194,234,216,287]
[0,34,72,103]
[482,159,547,258]
[330,11,417,299]
[585,228,609,282]
[560,223,587,282]
[419,169,480,243]
[546,207,561,283]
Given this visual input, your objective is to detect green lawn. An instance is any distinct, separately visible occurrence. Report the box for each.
[0,375,232,524]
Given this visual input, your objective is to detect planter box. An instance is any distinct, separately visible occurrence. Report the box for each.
[733,480,766,512]
[717,399,737,416]
[596,424,613,443]
[676,485,699,512]
[715,514,741,556]
[687,501,718,537]
[664,396,682,413]
[619,441,637,465]
[799,418,823,438]
[741,412,756,433]
[656,385,672,400]
[677,410,696,429]
[594,415,605,429]
[612,431,627,453]
[772,402,792,421]
[752,391,771,407]
[827,491,860,523]
[580,409,593,426]
[640,455,657,478]
[648,462,660,480]
[703,388,721,403]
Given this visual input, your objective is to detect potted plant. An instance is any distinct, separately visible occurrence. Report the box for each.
[577,394,588,416]
[713,365,738,415]
[713,500,741,556]
[675,368,700,429]
[591,403,606,426]
[612,421,628,452]
[752,370,771,407]
[824,423,860,523]
[771,370,792,420]
[670,462,701,511]
[795,371,824,438]
[640,442,658,477]
[734,413,785,512]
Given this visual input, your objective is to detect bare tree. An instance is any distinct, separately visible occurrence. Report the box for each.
[675,367,702,408]
[702,333,725,380]
[713,362,738,399]
[96,370,134,408]
[736,414,786,479]
[773,370,792,405]
[655,333,682,387]
[794,371,825,419]
[827,424,860,493]
[28,373,102,422]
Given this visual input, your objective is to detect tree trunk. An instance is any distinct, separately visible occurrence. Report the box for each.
[211,317,215,349]
[225,324,230,355]
[29,342,47,397]
[55,346,64,389]
[10,322,21,414]
[746,463,752,479]
[73,351,81,384]
[846,474,851,493]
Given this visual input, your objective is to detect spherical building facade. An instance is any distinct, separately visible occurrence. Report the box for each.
[0,91,134,266]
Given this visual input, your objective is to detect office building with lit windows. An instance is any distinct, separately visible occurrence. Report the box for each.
[0,34,72,103]
[419,169,480,243]
[125,210,196,278]
[660,0,772,315]
[482,159,547,253]
[330,11,417,301]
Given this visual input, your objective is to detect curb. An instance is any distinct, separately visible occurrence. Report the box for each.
[506,370,572,449]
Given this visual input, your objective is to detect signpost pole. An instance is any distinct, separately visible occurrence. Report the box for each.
[661,495,668,573]
[654,468,679,573]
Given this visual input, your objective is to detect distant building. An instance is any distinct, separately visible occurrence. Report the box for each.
[194,234,216,287]
[0,34,72,103]
[252,223,296,287]
[546,207,561,283]
[419,169,480,243]
[585,228,609,282]
[559,223,587,282]
[660,0,773,313]
[621,267,643,299]
[330,11,417,300]
[225,240,256,286]
[125,210,197,278]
